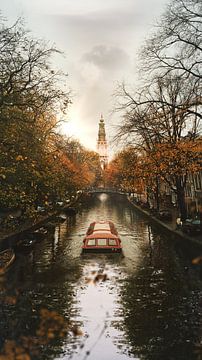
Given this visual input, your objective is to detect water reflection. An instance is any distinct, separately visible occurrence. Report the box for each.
[0,194,201,360]
[117,233,200,359]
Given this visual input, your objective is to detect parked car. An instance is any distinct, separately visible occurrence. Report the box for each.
[36,206,46,213]
[55,201,64,207]
[182,219,201,235]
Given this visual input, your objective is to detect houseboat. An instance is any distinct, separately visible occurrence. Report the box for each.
[82,221,122,254]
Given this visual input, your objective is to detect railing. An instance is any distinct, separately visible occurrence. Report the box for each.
[87,188,126,195]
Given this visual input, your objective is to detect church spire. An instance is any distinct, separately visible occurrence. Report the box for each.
[98,114,106,142]
[97,114,108,170]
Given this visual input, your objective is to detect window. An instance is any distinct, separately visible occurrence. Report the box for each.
[87,239,96,246]
[97,238,107,246]
[108,239,117,246]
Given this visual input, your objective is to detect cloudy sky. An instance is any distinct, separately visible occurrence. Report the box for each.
[0,0,169,153]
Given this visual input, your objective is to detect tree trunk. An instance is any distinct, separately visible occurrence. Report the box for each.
[155,176,160,212]
[176,177,187,221]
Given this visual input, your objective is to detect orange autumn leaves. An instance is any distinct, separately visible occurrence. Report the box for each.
[105,139,202,193]
[145,141,202,179]
[105,146,146,194]
[0,18,102,215]
[0,308,83,360]
[0,118,102,214]
[56,150,98,191]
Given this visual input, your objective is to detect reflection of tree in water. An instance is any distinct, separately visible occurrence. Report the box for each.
[116,229,201,360]
[0,246,83,359]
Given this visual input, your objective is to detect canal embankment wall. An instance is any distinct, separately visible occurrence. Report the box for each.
[127,196,202,251]
[0,200,79,251]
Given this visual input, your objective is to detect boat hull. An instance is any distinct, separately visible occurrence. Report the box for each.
[82,247,122,254]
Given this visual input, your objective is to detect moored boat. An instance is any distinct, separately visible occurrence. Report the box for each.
[15,238,37,252]
[25,227,48,241]
[0,248,15,275]
[82,221,122,254]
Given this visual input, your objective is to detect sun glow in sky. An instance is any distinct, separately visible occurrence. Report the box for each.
[0,0,169,152]
[61,107,87,143]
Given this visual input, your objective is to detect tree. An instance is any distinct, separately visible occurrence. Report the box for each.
[113,0,202,219]
[141,140,202,217]
[105,147,145,196]
[114,74,201,219]
[52,135,102,191]
[82,150,103,187]
[115,74,201,146]
[141,0,202,82]
[0,18,70,121]
[0,17,72,216]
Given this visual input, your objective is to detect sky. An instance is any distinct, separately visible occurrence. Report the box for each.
[0,0,169,154]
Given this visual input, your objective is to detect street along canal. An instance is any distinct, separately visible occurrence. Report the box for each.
[0,193,202,360]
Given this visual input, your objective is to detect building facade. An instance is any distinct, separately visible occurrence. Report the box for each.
[97,115,108,170]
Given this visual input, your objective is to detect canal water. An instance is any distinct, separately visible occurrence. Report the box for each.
[0,193,201,360]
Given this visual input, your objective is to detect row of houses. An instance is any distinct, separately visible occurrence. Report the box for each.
[156,169,202,220]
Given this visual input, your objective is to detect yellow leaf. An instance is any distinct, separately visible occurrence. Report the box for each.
[16,155,23,161]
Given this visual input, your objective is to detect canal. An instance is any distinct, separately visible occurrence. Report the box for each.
[0,193,201,360]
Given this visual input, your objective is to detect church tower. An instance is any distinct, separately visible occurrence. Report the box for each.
[97,114,108,170]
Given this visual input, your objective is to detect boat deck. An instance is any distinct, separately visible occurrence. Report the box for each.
[82,221,122,254]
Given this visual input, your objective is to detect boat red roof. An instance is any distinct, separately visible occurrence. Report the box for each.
[82,221,122,253]
[85,232,119,239]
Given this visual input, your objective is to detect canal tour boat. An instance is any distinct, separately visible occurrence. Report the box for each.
[82,220,122,254]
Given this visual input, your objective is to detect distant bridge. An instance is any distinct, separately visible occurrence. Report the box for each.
[87,188,126,195]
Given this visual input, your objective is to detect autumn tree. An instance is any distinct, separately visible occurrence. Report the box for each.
[113,0,202,218]
[82,150,103,187]
[140,140,202,216]
[51,135,102,196]
[0,17,71,216]
[105,147,145,196]
[115,0,202,146]
[114,74,201,219]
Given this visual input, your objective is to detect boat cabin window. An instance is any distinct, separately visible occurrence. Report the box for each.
[87,239,96,246]
[108,239,117,246]
[97,238,107,246]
